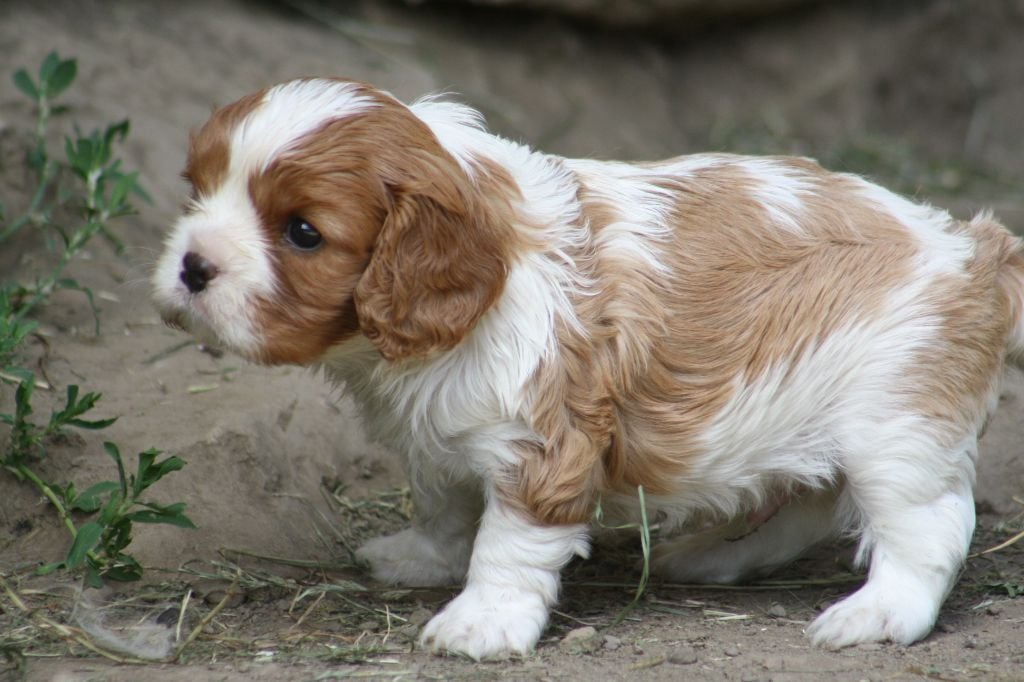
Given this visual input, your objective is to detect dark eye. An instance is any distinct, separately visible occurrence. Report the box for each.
[284,217,323,251]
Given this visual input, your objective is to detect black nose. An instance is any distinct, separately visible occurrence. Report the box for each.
[180,251,219,293]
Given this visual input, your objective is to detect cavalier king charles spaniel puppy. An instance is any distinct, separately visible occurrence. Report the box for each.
[154,78,1024,659]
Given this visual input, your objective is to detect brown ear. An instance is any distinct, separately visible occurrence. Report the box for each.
[354,164,514,361]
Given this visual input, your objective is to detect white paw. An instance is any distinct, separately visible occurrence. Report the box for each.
[419,584,548,660]
[806,582,938,649]
[356,528,469,587]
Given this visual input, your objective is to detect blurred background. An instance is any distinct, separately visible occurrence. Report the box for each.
[5,0,1023,225]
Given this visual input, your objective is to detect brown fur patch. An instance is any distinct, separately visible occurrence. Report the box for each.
[908,215,1022,437]
[238,84,521,364]
[503,157,931,525]
[354,147,523,361]
[183,89,266,199]
[245,87,386,365]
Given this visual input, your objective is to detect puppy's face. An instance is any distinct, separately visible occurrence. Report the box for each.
[153,79,513,365]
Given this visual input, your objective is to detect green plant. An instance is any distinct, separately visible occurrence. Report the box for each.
[1,51,191,588]
[593,485,652,628]
[42,442,194,587]
[4,53,148,331]
[3,383,116,464]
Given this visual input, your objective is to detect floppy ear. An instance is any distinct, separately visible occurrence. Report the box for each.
[354,161,514,362]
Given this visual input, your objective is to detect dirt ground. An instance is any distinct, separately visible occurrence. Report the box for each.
[1,0,1023,680]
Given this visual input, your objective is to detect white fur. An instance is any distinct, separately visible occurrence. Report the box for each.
[419,489,589,660]
[154,81,1021,660]
[151,183,275,354]
[851,176,972,278]
[238,79,376,177]
[567,160,677,274]
[734,157,815,233]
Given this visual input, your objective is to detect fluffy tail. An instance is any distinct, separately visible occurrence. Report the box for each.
[1000,251,1024,369]
[977,212,1024,368]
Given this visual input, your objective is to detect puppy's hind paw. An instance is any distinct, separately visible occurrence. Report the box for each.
[356,528,469,587]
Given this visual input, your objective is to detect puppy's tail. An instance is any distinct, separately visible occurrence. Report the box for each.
[1001,260,1024,370]
[974,212,1024,369]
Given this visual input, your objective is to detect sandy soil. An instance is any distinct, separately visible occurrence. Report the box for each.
[1,0,1023,680]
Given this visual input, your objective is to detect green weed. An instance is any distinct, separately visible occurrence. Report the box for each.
[1,51,191,589]
[592,485,652,628]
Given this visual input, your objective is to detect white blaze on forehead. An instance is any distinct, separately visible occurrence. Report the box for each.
[228,79,379,176]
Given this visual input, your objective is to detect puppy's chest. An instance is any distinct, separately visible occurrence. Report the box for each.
[326,359,531,477]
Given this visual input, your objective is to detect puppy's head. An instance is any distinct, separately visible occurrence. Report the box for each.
[153,78,516,365]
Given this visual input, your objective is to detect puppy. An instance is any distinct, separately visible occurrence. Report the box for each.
[153,78,1024,660]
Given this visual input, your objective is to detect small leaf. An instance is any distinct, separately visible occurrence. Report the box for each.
[49,384,113,431]
[135,452,185,495]
[103,554,142,582]
[128,497,195,528]
[84,561,104,588]
[133,448,159,497]
[128,508,196,529]
[109,172,138,211]
[70,481,119,512]
[39,52,60,86]
[65,521,103,568]
[148,456,186,482]
[67,417,118,430]
[65,136,94,178]
[102,518,133,555]
[13,69,39,100]
[168,512,197,529]
[47,58,77,98]
[98,491,124,527]
[104,119,131,147]
[58,481,77,506]
[103,442,128,502]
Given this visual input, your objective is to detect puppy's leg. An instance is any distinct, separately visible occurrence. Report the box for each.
[420,488,589,660]
[356,478,481,587]
[651,488,839,584]
[806,428,976,648]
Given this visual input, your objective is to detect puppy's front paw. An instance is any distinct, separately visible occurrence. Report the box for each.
[806,582,937,649]
[356,528,469,587]
[419,584,548,660]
